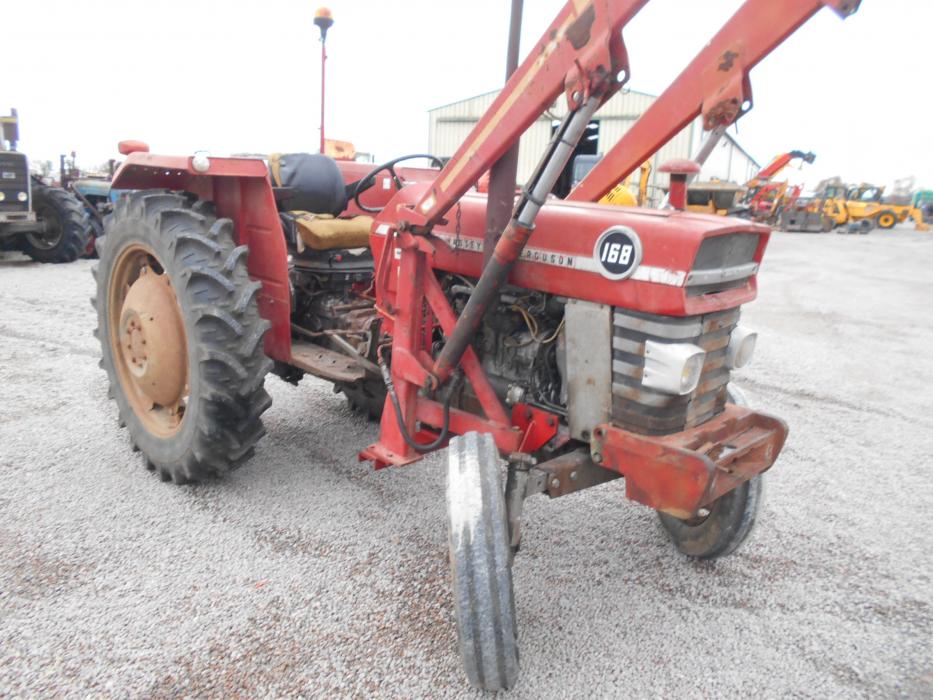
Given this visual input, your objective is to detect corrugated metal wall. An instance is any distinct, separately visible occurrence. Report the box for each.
[697,129,761,184]
[428,89,760,205]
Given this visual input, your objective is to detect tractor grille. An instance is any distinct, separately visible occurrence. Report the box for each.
[610,306,740,435]
[686,233,761,297]
[0,152,29,213]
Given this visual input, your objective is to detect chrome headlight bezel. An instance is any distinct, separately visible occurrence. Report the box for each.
[642,340,706,395]
[726,326,757,370]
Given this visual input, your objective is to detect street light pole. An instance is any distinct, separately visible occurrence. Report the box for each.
[314,7,334,155]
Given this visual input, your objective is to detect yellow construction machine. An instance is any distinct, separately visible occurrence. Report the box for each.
[598,161,653,206]
[843,184,907,229]
[817,179,930,231]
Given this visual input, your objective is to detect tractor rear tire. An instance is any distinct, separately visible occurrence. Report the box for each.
[21,186,90,263]
[657,385,763,559]
[446,432,519,691]
[340,378,386,421]
[93,191,273,483]
[876,211,897,229]
[85,217,104,258]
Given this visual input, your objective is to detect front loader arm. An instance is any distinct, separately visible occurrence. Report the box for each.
[402,0,649,232]
[754,150,817,183]
[568,0,860,203]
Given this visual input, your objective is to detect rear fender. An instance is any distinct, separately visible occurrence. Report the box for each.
[112,153,291,360]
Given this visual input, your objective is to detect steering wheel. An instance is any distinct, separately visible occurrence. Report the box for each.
[353,154,444,213]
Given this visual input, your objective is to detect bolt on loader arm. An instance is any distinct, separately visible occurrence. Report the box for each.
[567,0,861,204]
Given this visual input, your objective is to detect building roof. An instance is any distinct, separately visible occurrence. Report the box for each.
[720,131,760,169]
[429,88,760,170]
[428,86,661,113]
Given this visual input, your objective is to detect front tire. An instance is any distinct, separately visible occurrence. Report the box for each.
[447,432,519,691]
[22,186,90,263]
[657,385,762,559]
[93,191,273,483]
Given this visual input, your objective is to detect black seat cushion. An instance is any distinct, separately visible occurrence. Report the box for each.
[272,153,348,216]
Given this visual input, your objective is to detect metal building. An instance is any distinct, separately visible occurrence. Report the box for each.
[428,88,760,204]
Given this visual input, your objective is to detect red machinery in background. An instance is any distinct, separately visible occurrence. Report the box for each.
[741,149,817,220]
[96,0,862,690]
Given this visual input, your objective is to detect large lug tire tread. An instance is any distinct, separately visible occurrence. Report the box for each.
[446,432,519,691]
[339,379,385,421]
[93,190,273,483]
[657,384,763,560]
[23,186,91,263]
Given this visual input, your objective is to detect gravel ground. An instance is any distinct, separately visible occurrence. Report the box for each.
[0,227,931,698]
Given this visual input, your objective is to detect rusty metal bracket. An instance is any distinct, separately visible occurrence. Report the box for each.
[591,404,788,518]
[504,452,543,554]
[534,449,621,499]
[700,41,753,130]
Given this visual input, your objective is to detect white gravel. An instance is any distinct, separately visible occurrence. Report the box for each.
[0,227,930,698]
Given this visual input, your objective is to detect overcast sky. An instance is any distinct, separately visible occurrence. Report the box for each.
[6,0,931,191]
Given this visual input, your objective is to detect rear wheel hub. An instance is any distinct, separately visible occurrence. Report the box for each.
[107,245,189,437]
[118,266,186,408]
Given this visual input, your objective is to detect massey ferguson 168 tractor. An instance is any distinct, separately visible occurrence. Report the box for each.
[93,0,861,690]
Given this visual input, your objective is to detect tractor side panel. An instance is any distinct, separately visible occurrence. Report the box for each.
[211,177,291,361]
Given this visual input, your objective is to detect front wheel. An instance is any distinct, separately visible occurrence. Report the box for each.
[446,432,519,691]
[657,385,762,559]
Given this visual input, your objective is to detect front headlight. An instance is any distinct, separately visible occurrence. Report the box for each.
[643,340,706,395]
[17,191,27,202]
[0,192,5,201]
[726,326,757,369]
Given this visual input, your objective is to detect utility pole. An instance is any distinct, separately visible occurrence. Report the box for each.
[483,0,523,268]
[314,7,334,155]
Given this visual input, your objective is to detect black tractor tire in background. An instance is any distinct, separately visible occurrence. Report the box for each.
[657,385,763,560]
[21,186,90,263]
[446,432,520,691]
[93,191,273,483]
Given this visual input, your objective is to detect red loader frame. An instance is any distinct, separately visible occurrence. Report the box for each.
[111,0,861,516]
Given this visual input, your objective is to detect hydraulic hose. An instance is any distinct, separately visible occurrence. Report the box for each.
[378,347,462,454]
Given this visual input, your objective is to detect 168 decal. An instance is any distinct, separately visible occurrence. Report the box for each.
[593,226,642,280]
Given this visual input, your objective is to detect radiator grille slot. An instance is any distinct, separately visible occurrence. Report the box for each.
[611,306,739,435]
[686,233,761,297]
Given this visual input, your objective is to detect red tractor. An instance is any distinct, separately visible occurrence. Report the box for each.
[93,0,861,690]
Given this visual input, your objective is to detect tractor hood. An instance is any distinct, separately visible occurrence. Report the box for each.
[373,183,771,317]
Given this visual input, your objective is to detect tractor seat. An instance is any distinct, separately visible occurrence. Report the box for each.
[289,212,373,252]
[269,152,348,216]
